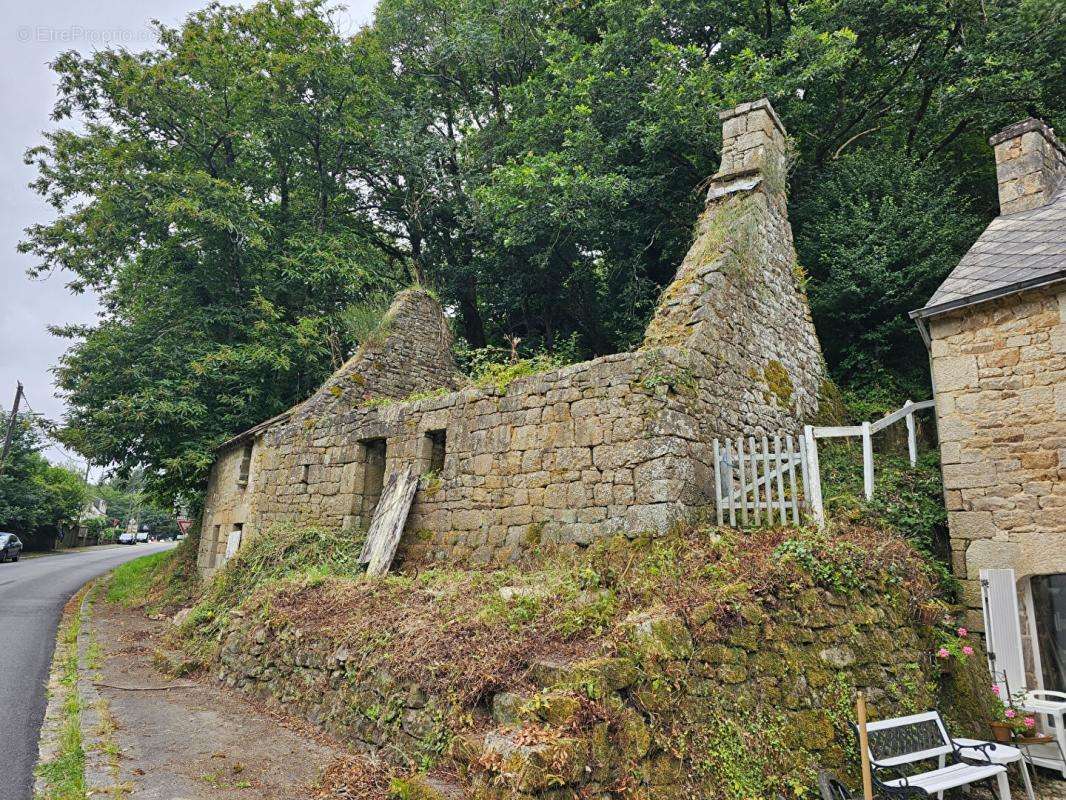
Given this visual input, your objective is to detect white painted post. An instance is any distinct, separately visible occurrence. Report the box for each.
[748,436,760,526]
[785,435,800,525]
[713,439,723,526]
[803,425,825,528]
[736,436,748,526]
[725,441,736,528]
[861,420,874,500]
[904,398,917,467]
[773,435,787,525]
[761,435,773,524]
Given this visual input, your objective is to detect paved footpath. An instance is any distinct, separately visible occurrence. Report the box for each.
[86,600,346,799]
[0,542,174,800]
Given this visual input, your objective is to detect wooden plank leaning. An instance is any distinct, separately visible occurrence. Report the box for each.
[360,464,420,576]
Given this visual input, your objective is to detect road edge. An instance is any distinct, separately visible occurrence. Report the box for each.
[34,579,127,799]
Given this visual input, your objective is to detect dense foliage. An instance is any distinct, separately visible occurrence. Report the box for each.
[22,0,1063,500]
[0,413,89,546]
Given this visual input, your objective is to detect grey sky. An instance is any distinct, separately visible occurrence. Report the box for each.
[1,0,375,477]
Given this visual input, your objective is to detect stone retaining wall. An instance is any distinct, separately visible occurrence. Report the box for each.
[213,576,959,798]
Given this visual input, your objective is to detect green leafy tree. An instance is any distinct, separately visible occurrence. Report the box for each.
[794,149,984,402]
[0,412,88,546]
[22,1,401,502]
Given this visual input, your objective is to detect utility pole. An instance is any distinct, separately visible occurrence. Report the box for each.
[0,382,24,480]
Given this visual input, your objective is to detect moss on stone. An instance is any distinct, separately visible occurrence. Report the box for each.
[762,359,795,408]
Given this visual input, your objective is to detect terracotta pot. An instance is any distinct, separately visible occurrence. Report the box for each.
[989,721,1014,743]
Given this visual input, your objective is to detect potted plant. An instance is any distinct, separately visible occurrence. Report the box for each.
[988,684,1039,743]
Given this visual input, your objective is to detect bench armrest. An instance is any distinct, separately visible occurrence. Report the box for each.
[869,771,930,800]
[1027,690,1066,703]
[951,739,995,765]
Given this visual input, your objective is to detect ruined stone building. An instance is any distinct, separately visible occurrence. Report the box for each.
[197,98,826,577]
[912,117,1066,696]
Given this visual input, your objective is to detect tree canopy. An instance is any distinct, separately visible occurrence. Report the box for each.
[0,413,89,542]
[21,0,1064,502]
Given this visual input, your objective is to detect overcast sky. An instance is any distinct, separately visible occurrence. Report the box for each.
[1,0,375,478]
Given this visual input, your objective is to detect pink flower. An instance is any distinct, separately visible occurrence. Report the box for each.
[1005,709,1017,719]
[957,627,969,637]
[937,648,950,659]
[962,646,974,656]
[1024,718,1036,729]
[992,685,1002,696]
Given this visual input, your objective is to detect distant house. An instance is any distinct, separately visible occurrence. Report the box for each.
[911,117,1065,699]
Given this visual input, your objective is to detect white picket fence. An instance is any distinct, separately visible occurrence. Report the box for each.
[712,434,809,527]
[713,398,935,529]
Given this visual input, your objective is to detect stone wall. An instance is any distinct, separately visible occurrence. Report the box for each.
[197,98,826,577]
[929,284,1066,630]
[990,118,1066,215]
[212,576,951,798]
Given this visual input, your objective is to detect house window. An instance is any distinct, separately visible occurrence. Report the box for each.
[359,438,387,524]
[237,441,253,487]
[424,429,446,474]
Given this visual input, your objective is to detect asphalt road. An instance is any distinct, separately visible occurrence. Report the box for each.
[0,542,175,800]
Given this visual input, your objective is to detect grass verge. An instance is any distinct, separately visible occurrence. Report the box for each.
[35,601,86,800]
[106,535,201,613]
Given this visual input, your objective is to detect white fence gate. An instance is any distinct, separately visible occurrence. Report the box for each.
[713,434,810,527]
[713,398,935,529]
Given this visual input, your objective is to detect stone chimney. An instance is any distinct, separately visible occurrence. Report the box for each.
[708,98,789,201]
[989,117,1066,215]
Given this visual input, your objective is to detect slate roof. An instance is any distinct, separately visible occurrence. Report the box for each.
[912,187,1066,319]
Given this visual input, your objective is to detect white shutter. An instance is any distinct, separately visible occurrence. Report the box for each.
[224,529,243,561]
[981,568,1027,698]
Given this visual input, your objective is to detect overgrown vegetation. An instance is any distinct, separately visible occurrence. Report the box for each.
[817,442,953,593]
[127,513,983,798]
[107,532,201,613]
[35,601,87,800]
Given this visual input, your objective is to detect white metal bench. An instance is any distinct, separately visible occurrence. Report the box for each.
[857,711,1010,800]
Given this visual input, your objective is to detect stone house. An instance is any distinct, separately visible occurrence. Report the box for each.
[196,98,827,577]
[911,117,1066,696]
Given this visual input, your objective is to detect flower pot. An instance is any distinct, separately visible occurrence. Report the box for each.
[989,722,1014,743]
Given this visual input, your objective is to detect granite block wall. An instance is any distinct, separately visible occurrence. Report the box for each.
[930,284,1066,631]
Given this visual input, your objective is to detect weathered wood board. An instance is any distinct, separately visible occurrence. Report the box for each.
[224,530,243,562]
[359,464,418,576]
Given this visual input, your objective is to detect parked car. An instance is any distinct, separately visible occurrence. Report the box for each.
[0,533,23,562]
[136,531,150,543]
[118,532,136,545]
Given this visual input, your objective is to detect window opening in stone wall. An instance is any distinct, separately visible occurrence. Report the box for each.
[359,438,387,524]
[237,441,253,487]
[1031,574,1066,692]
[425,429,446,474]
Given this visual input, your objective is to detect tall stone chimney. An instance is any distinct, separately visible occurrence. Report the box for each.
[708,98,789,201]
[989,118,1066,215]
[643,98,826,427]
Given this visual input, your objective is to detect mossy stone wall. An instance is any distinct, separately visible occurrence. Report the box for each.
[210,576,985,799]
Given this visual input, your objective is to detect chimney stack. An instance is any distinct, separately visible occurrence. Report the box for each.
[709,98,789,200]
[989,118,1066,215]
